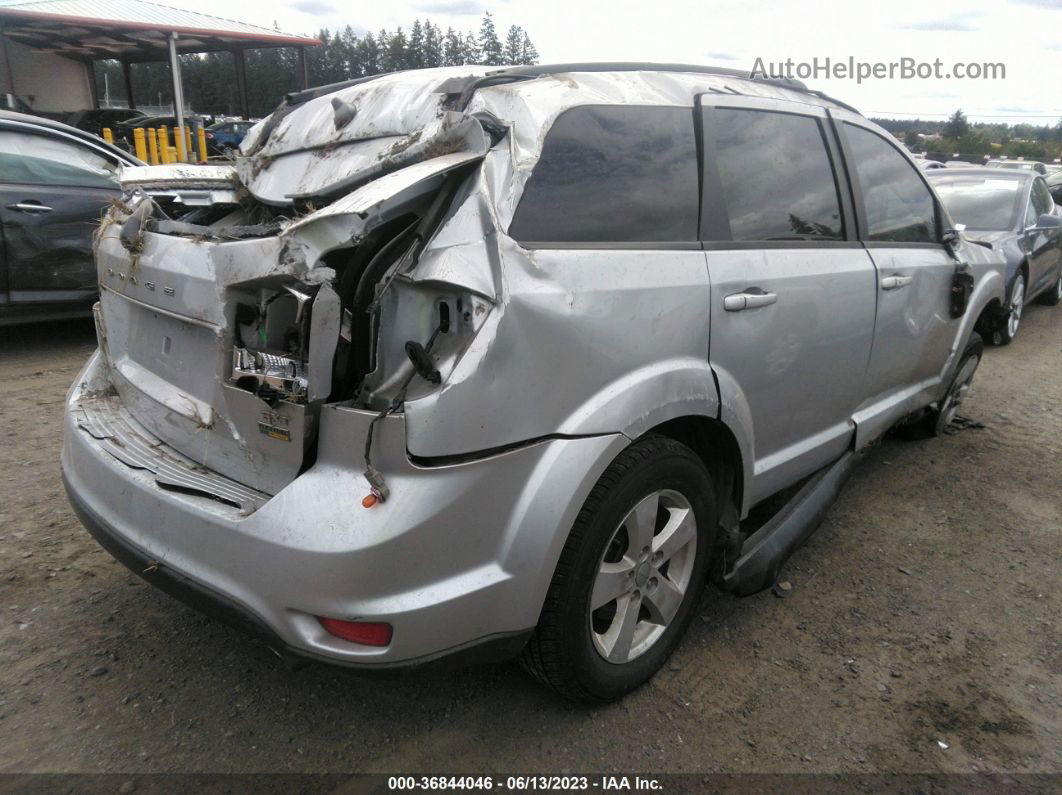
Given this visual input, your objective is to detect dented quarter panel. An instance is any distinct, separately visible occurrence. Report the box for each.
[403,220,717,456]
[282,151,487,259]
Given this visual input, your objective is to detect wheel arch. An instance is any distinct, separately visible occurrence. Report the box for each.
[644,415,744,528]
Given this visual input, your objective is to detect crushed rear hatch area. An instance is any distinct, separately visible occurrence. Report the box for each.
[87,72,499,496]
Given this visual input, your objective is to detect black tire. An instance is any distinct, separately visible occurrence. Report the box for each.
[520,435,716,703]
[897,332,984,439]
[1038,270,1062,306]
[989,273,1025,345]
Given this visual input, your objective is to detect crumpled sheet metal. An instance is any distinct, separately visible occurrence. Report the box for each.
[238,66,845,210]
[120,163,238,188]
[75,395,268,513]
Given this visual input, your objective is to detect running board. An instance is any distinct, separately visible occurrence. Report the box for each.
[722,451,858,597]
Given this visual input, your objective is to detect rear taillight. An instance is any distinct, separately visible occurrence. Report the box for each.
[318,617,392,646]
[205,132,214,139]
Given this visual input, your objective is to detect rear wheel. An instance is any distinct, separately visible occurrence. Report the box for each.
[1038,270,1062,306]
[990,274,1025,345]
[930,333,983,436]
[520,435,715,703]
[894,333,983,439]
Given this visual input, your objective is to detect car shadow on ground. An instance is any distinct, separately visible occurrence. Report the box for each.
[0,317,97,359]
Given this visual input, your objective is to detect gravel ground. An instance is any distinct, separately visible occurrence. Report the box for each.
[0,302,1059,777]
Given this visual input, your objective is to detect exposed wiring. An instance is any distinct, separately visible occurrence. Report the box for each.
[361,321,445,502]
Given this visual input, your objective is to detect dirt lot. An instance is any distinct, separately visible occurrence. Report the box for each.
[0,303,1059,778]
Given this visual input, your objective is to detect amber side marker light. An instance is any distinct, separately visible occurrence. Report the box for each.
[318,617,393,646]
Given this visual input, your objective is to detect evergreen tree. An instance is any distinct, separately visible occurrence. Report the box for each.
[464,30,481,65]
[359,32,380,75]
[341,26,361,76]
[408,20,425,69]
[443,27,464,65]
[423,23,443,68]
[520,31,539,65]
[943,109,969,139]
[478,12,503,65]
[504,25,524,66]
[95,15,542,120]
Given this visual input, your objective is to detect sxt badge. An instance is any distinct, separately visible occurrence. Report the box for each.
[258,409,291,442]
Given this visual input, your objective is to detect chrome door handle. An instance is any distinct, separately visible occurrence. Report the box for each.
[881,275,913,290]
[6,202,53,213]
[724,290,778,311]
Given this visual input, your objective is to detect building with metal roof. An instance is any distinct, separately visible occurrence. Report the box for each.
[0,0,320,123]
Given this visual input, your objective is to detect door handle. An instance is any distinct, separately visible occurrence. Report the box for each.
[881,274,913,290]
[724,290,778,311]
[6,202,53,214]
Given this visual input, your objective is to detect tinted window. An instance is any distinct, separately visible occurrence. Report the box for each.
[509,105,698,243]
[711,108,843,241]
[845,124,937,243]
[1031,178,1053,217]
[0,130,118,188]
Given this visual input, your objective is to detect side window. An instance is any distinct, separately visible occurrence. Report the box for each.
[1031,179,1053,216]
[844,123,937,243]
[509,105,699,243]
[0,130,118,188]
[710,108,844,241]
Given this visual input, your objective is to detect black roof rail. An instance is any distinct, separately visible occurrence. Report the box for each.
[482,63,864,116]
[484,62,808,91]
[284,70,401,106]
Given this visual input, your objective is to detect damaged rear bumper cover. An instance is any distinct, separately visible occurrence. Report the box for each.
[62,476,531,671]
[63,352,623,668]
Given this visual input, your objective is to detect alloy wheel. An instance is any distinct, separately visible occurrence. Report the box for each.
[589,490,698,664]
[938,354,980,431]
[1008,275,1025,338]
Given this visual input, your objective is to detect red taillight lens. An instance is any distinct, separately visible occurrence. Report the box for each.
[205,132,213,139]
[318,617,392,646]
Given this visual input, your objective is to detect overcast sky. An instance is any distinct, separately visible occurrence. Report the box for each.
[193,0,1061,125]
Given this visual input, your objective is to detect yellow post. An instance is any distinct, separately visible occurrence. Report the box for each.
[197,126,208,162]
[185,126,193,161]
[147,128,159,165]
[175,124,187,163]
[158,126,171,164]
[102,127,113,144]
[133,127,148,162]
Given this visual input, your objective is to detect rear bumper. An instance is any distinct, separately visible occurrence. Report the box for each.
[61,476,531,670]
[62,352,625,667]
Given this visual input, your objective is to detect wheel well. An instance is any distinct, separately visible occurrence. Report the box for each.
[645,415,743,526]
[974,261,1027,336]
[974,296,1004,335]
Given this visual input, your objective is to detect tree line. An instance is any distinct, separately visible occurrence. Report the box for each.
[873,110,1062,160]
[94,12,540,119]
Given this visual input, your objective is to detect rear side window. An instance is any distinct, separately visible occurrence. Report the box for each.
[710,108,844,241]
[509,105,698,243]
[1031,178,1053,217]
[844,124,937,243]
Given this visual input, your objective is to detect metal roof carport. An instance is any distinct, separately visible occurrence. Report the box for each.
[0,0,320,132]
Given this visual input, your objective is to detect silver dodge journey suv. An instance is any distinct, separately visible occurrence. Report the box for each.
[63,64,1004,702]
